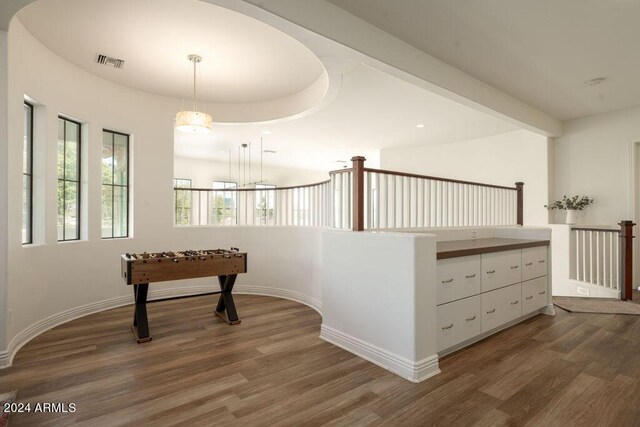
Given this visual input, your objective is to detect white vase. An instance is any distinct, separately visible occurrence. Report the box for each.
[565,209,577,225]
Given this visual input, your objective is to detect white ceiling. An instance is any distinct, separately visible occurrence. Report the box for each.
[328,0,640,121]
[17,0,520,172]
[18,0,324,104]
[174,64,516,171]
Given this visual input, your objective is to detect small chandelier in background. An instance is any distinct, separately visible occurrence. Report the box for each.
[175,54,213,134]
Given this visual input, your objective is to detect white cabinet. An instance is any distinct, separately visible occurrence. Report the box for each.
[522,246,548,281]
[436,255,481,305]
[522,276,548,314]
[481,249,521,292]
[481,283,522,333]
[437,295,481,352]
[436,243,549,354]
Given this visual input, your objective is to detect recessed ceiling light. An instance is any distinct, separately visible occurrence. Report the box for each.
[338,144,346,149]
[219,150,225,153]
[585,77,607,87]
[262,130,271,135]
[416,124,425,128]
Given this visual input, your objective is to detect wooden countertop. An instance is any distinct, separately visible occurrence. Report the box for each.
[437,238,549,260]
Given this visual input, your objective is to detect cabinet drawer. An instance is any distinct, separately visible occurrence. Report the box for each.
[437,295,481,352]
[522,246,548,281]
[436,255,481,305]
[522,276,548,314]
[481,250,521,292]
[481,283,522,333]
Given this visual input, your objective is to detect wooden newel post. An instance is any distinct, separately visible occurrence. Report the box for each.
[351,156,366,231]
[515,182,524,226]
[619,220,635,300]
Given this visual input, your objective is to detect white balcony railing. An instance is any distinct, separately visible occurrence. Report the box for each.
[175,157,523,231]
[570,227,620,290]
[363,168,519,229]
[175,180,332,227]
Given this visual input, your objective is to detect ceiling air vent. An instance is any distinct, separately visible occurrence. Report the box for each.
[96,54,125,69]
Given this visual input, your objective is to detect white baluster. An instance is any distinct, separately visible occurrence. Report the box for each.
[596,231,601,286]
[385,174,390,229]
[424,178,429,227]
[613,230,618,288]
[574,230,580,280]
[411,178,421,227]
[424,179,430,227]
[374,173,380,229]
[580,230,585,282]
[589,230,593,283]
[436,181,442,227]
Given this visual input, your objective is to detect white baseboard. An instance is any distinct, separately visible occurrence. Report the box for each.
[0,285,321,369]
[235,285,322,314]
[319,324,440,383]
[553,280,620,299]
[0,293,131,369]
[541,304,556,315]
[0,350,9,367]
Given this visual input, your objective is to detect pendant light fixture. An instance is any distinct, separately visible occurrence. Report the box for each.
[175,54,213,134]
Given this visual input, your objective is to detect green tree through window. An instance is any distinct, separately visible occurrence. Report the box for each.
[57,117,81,241]
[211,181,237,225]
[174,178,192,225]
[23,102,33,244]
[102,130,129,238]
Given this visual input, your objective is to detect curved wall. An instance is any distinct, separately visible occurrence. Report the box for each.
[2,19,323,365]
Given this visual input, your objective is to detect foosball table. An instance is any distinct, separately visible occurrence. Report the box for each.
[121,248,247,343]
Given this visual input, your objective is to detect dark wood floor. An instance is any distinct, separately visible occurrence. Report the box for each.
[2,294,640,426]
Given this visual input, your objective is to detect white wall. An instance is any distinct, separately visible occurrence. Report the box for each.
[380,129,551,226]
[321,230,438,382]
[1,20,325,364]
[0,29,9,352]
[173,156,328,188]
[552,107,640,226]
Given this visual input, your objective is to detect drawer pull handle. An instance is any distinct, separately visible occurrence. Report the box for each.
[525,262,533,266]
[511,300,519,305]
[526,296,533,300]
[466,316,476,321]
[442,278,454,284]
[539,291,546,295]
[486,270,496,274]
[538,260,546,264]
[486,308,496,314]
[511,265,519,269]
[442,324,454,330]
[465,274,476,279]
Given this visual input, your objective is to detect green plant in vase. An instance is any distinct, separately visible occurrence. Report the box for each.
[545,195,594,224]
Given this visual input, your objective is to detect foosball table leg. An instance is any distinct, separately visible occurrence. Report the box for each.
[132,283,152,343]
[215,274,241,325]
